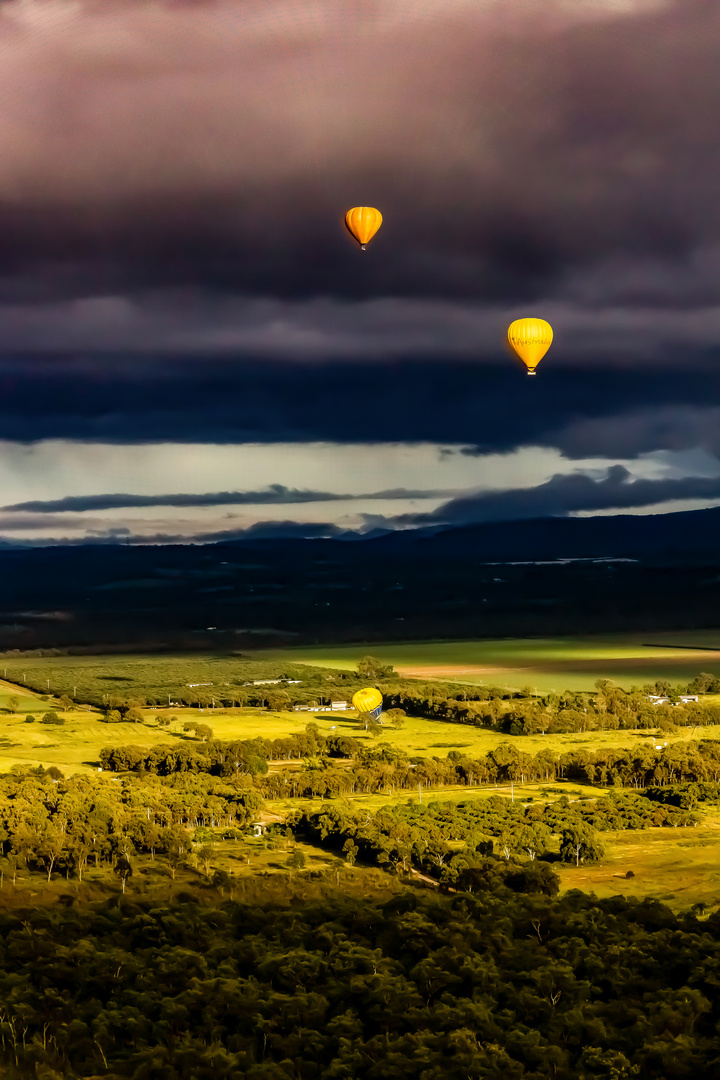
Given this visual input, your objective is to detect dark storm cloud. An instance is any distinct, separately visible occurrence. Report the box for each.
[4,484,459,513]
[386,465,720,527]
[1,0,720,465]
[2,289,720,364]
[535,406,720,461]
[3,354,720,462]
[0,0,718,326]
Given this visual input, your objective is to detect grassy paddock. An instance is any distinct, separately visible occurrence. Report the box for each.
[2,818,718,913]
[0,681,51,713]
[4,632,720,703]
[556,825,720,913]
[254,631,720,693]
[268,781,609,820]
[3,698,720,778]
[0,838,402,913]
[0,655,321,709]
[3,691,720,777]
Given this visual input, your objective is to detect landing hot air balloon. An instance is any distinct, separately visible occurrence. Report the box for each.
[345,207,382,250]
[352,687,383,721]
[507,317,553,375]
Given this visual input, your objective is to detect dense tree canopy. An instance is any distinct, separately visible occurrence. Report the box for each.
[0,766,262,887]
[296,788,697,879]
[0,890,717,1078]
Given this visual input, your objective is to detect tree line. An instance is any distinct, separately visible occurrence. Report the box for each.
[98,727,358,775]
[98,731,720,797]
[379,676,720,735]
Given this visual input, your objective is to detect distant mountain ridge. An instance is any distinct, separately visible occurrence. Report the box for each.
[364,506,720,561]
[4,504,720,559]
[2,505,720,649]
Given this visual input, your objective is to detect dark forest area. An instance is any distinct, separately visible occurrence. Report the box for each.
[0,888,718,1079]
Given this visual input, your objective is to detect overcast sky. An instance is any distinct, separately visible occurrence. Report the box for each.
[2,0,720,544]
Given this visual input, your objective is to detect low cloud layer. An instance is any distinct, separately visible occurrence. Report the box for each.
[3,483,459,513]
[388,465,720,527]
[5,462,720,546]
[0,518,353,547]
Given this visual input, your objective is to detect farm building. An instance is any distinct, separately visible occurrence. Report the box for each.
[647,694,699,705]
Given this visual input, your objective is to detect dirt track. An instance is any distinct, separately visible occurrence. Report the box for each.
[398,648,720,682]
[396,665,518,679]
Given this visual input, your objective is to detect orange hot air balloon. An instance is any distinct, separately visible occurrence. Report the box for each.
[345,207,382,250]
[507,318,553,375]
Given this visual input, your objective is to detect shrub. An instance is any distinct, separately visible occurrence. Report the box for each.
[212,869,231,891]
[41,712,65,725]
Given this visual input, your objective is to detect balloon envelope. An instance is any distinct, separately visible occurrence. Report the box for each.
[507,318,553,374]
[345,207,382,249]
[352,687,383,720]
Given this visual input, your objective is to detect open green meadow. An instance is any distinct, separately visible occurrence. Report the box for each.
[256,630,720,692]
[556,825,720,912]
[0,653,314,706]
[266,781,609,822]
[4,676,720,777]
[4,630,720,703]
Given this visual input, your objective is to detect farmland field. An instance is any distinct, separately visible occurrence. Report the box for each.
[4,638,720,914]
[256,630,720,692]
[4,676,720,778]
[0,653,321,707]
[5,631,720,702]
[555,825,720,912]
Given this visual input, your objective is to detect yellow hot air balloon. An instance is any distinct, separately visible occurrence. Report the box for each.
[345,207,382,250]
[507,317,553,375]
[352,687,383,721]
